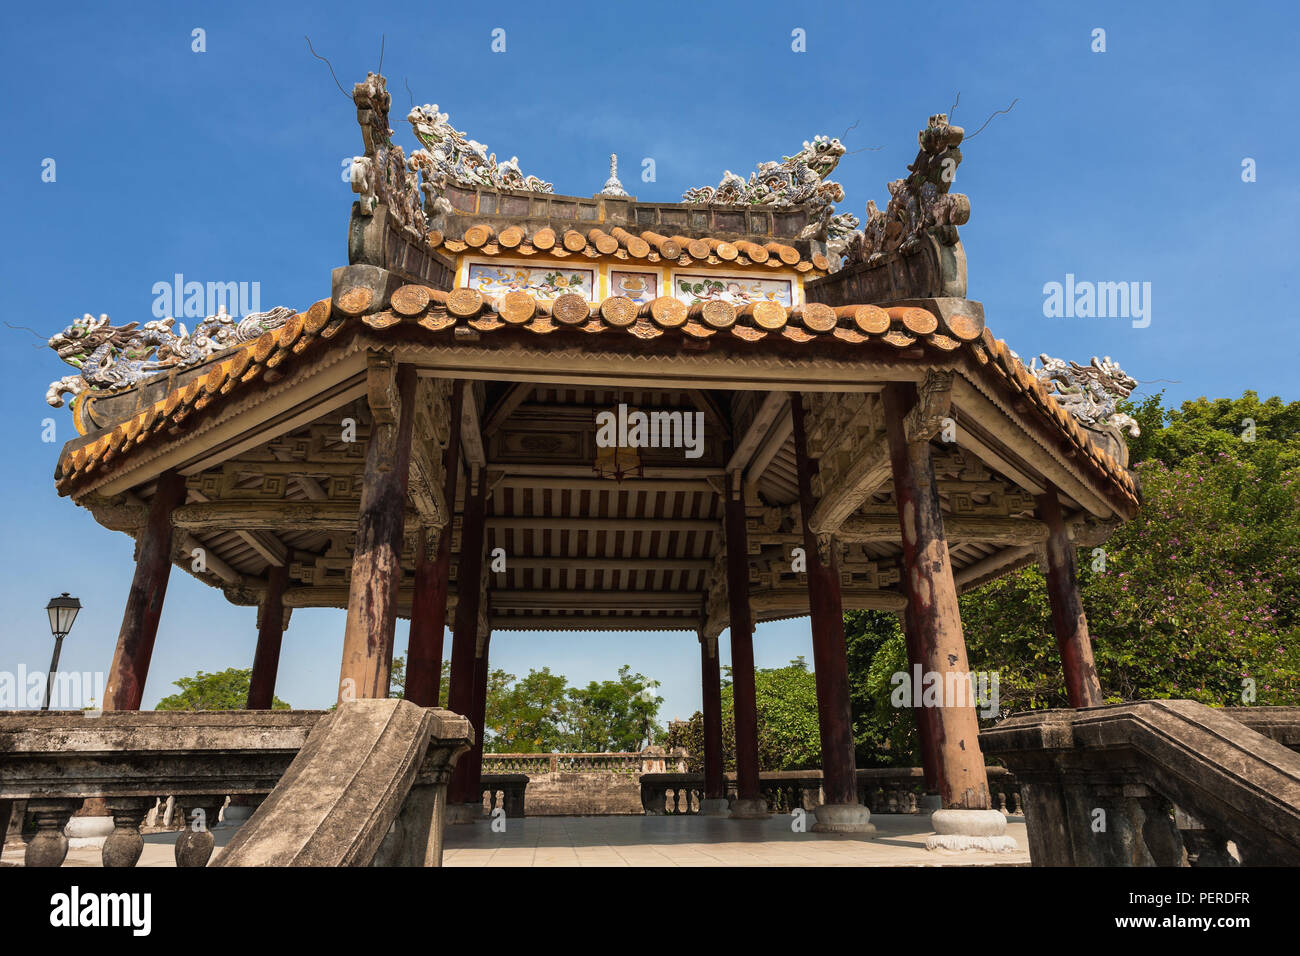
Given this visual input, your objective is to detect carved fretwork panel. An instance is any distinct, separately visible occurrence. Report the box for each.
[944,481,1036,517]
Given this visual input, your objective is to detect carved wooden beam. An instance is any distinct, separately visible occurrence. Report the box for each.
[485,516,717,533]
[490,590,701,612]
[839,514,1048,546]
[806,435,892,535]
[187,490,288,566]
[460,385,487,471]
[726,391,787,475]
[482,382,533,437]
[745,405,793,496]
[172,500,422,533]
[751,587,907,613]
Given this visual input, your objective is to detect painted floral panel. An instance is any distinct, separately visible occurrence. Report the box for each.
[467,263,596,301]
[609,270,659,303]
[671,273,793,307]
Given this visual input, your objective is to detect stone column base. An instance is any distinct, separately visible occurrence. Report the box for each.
[813,803,876,834]
[444,802,483,825]
[698,798,730,816]
[925,808,1018,852]
[220,805,255,827]
[65,815,114,849]
[728,798,770,819]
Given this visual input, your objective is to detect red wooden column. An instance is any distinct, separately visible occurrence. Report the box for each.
[406,381,464,707]
[446,472,488,815]
[247,564,289,709]
[790,394,871,831]
[1037,483,1103,707]
[461,632,492,809]
[899,605,942,796]
[338,361,419,702]
[723,488,765,817]
[698,633,727,811]
[882,383,990,810]
[103,470,187,712]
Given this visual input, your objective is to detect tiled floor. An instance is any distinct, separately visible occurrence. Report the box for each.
[441,813,1029,867]
[5,813,1029,867]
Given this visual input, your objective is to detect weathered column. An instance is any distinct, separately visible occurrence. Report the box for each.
[882,382,1014,851]
[899,605,942,803]
[445,472,488,821]
[407,381,464,707]
[103,469,187,711]
[461,631,492,813]
[247,564,289,709]
[698,633,729,814]
[1037,484,1103,708]
[724,487,767,818]
[790,393,873,833]
[338,359,418,703]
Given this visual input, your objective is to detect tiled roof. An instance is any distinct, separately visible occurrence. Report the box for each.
[433,223,830,274]
[54,286,1138,510]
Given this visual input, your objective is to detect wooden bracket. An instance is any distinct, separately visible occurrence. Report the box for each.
[904,370,955,444]
[366,352,399,427]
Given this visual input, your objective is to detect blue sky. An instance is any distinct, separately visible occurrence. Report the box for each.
[1,1,1297,724]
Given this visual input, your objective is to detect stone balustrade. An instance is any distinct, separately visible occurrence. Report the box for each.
[1,700,472,868]
[638,767,1020,816]
[480,773,528,818]
[981,701,1300,866]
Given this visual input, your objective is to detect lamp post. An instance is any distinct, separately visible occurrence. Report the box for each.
[42,593,81,711]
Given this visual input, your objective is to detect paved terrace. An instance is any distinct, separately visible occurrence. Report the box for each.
[4,814,1028,868]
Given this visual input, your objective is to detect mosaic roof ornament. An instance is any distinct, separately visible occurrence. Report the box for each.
[407,102,554,198]
[842,114,971,269]
[1027,354,1141,437]
[349,73,428,242]
[681,135,847,212]
[599,153,628,197]
[46,307,294,407]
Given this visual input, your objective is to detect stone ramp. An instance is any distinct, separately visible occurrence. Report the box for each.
[983,699,1300,865]
[214,699,471,867]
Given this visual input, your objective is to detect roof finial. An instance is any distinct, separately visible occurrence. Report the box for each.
[600,152,628,197]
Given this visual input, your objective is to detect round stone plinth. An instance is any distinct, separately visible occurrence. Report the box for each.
[813,803,876,834]
[445,803,483,825]
[698,798,730,816]
[728,798,770,819]
[926,809,1018,852]
[65,815,114,848]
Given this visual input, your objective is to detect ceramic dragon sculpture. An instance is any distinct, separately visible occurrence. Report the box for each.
[682,135,847,211]
[406,101,554,201]
[46,307,294,407]
[842,114,971,269]
[349,73,429,241]
[1027,354,1141,437]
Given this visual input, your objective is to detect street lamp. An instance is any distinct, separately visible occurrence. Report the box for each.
[42,593,81,711]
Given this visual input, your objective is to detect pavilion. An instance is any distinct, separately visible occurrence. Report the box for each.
[45,74,1139,844]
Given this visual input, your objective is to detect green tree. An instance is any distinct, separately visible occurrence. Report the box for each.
[485,666,571,753]
[566,665,663,752]
[155,667,289,711]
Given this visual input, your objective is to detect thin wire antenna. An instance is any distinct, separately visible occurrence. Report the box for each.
[4,321,50,348]
[377,34,385,75]
[966,98,1018,139]
[947,91,960,120]
[843,145,884,155]
[305,35,352,100]
[838,119,859,141]
[405,76,415,111]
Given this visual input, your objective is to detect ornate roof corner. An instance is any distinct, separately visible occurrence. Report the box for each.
[599,153,628,197]
[45,307,294,409]
[1027,353,1140,467]
[841,113,970,270]
[349,73,428,242]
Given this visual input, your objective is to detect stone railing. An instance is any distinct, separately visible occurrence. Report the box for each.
[981,701,1300,866]
[480,773,528,818]
[484,751,687,775]
[1,700,472,867]
[639,767,1020,816]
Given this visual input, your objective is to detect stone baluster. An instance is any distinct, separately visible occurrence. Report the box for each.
[25,798,80,867]
[174,795,226,867]
[102,797,153,867]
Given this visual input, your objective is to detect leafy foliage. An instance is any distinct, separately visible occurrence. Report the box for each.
[154,667,289,711]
